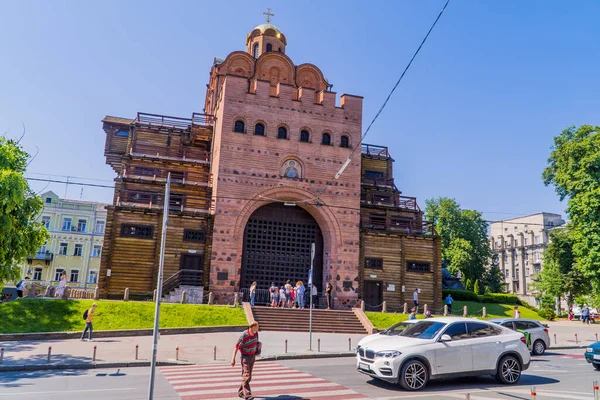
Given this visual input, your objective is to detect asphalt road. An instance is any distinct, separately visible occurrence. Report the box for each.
[1,350,599,399]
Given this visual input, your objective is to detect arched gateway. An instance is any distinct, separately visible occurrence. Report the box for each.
[240,203,323,297]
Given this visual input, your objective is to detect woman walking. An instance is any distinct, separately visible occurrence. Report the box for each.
[249,281,257,307]
[296,281,306,309]
[55,273,67,298]
[325,282,333,310]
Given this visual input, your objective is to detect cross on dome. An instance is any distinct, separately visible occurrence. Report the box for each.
[263,8,274,23]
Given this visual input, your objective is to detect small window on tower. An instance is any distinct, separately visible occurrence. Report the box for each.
[255,123,265,136]
[253,43,259,59]
[234,120,245,133]
[277,127,287,139]
[300,130,310,142]
[266,43,273,52]
[322,133,331,146]
[340,135,349,148]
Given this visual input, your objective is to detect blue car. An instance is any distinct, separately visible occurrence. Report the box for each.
[585,343,600,370]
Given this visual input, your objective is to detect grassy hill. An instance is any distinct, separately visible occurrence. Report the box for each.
[0,299,247,334]
[366,301,543,330]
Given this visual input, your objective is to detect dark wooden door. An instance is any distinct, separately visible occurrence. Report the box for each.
[364,281,383,311]
[179,254,204,286]
[241,203,323,291]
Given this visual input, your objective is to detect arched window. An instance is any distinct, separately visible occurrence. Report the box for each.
[300,130,310,143]
[254,123,265,136]
[322,133,331,146]
[234,120,245,133]
[253,43,259,59]
[266,43,273,52]
[277,126,287,139]
[340,135,349,148]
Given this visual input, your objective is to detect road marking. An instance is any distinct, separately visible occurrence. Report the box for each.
[0,388,136,396]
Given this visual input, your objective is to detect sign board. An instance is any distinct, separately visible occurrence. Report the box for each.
[387,284,396,292]
[188,249,197,254]
[402,285,406,293]
[369,274,377,278]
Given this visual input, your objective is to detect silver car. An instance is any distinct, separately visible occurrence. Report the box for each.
[489,318,550,355]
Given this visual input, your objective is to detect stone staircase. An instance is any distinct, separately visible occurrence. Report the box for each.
[250,306,368,334]
[162,285,204,304]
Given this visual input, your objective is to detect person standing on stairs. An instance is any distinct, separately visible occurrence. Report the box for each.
[249,281,257,307]
[325,282,333,310]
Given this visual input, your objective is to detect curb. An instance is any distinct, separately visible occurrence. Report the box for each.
[0,352,356,373]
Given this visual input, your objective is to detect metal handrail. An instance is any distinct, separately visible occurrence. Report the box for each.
[162,269,203,296]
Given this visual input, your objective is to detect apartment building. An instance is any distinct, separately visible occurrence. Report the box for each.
[489,213,565,300]
[20,191,109,289]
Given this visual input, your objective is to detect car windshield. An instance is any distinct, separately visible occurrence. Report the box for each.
[399,321,446,339]
[381,322,412,335]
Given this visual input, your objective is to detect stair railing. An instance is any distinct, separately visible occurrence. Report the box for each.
[162,269,204,297]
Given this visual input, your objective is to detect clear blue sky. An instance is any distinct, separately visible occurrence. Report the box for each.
[2,1,599,222]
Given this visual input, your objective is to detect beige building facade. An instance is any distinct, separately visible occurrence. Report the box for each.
[489,212,565,300]
[19,191,108,289]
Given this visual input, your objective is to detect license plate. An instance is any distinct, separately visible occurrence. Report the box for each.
[593,354,600,360]
[359,362,370,371]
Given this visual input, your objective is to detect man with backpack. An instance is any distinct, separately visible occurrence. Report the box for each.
[81,302,98,341]
[16,277,30,298]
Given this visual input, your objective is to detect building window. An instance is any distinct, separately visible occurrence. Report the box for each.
[321,133,331,145]
[534,252,540,263]
[133,166,159,177]
[183,229,206,242]
[266,43,272,52]
[407,261,431,273]
[503,252,508,262]
[535,235,540,244]
[526,267,530,276]
[254,123,265,136]
[92,245,102,257]
[169,171,186,183]
[300,130,310,142]
[89,271,98,284]
[115,130,129,137]
[281,159,301,179]
[127,191,159,204]
[234,120,245,133]
[95,220,105,234]
[524,237,528,246]
[364,170,384,179]
[77,219,87,232]
[372,193,391,204]
[277,126,287,139]
[59,243,68,256]
[368,214,387,229]
[120,224,153,239]
[33,268,43,281]
[42,216,51,229]
[73,244,83,257]
[525,252,529,261]
[62,217,72,231]
[45,197,52,204]
[169,194,185,211]
[253,43,259,59]
[505,269,509,277]
[515,268,519,278]
[340,135,349,148]
[70,269,79,283]
[54,268,65,281]
[365,258,383,269]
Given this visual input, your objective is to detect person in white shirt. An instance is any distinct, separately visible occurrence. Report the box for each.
[413,288,419,311]
[513,306,521,319]
[311,285,318,308]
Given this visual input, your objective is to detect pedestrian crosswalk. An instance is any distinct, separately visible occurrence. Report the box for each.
[160,361,369,399]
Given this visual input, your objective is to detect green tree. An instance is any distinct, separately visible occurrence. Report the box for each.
[482,257,505,293]
[425,197,492,284]
[533,226,587,306]
[543,125,600,291]
[0,137,49,288]
[474,279,482,295]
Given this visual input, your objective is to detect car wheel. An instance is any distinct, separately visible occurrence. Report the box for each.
[594,363,600,371]
[398,359,429,391]
[532,340,546,356]
[495,355,522,385]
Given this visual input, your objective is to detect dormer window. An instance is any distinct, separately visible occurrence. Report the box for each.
[253,43,259,59]
[255,123,265,136]
[322,133,331,146]
[266,43,273,52]
[340,135,349,148]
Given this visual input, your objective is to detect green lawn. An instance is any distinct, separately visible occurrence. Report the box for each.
[366,302,543,330]
[0,299,248,334]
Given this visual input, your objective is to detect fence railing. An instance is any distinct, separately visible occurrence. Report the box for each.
[162,269,204,297]
[136,112,214,131]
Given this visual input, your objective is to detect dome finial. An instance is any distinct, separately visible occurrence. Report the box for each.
[262,8,275,23]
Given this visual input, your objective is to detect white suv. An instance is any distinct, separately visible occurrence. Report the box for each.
[356,317,530,391]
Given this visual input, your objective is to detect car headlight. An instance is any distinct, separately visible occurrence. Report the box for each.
[375,350,402,358]
[587,347,594,353]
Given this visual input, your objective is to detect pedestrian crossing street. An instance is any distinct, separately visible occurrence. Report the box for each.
[160,361,370,400]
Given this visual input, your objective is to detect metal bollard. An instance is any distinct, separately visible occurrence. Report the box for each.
[135,345,139,360]
[444,304,448,316]
[593,380,599,400]
[348,338,351,351]
[48,346,52,363]
[176,346,179,361]
[93,345,97,362]
[554,333,557,345]
[318,339,321,352]
[214,346,217,361]
[285,340,288,354]
[575,333,578,344]
[531,386,537,399]
[465,394,470,400]
[0,348,3,364]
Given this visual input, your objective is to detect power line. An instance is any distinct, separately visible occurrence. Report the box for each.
[27,177,115,189]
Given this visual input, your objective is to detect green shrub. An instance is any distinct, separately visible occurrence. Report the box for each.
[478,293,521,304]
[474,279,482,295]
[538,308,556,321]
[465,279,473,292]
[442,289,479,302]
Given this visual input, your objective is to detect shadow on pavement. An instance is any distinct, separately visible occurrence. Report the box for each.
[0,365,90,387]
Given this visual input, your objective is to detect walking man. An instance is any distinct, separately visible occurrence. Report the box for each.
[413,288,419,311]
[16,277,29,298]
[231,321,261,400]
[445,293,454,314]
[81,302,97,341]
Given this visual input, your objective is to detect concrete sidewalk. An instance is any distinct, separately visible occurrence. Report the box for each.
[0,330,365,370]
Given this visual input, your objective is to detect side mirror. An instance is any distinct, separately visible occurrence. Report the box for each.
[440,334,452,342]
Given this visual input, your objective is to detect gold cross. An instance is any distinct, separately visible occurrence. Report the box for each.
[263,8,274,23]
